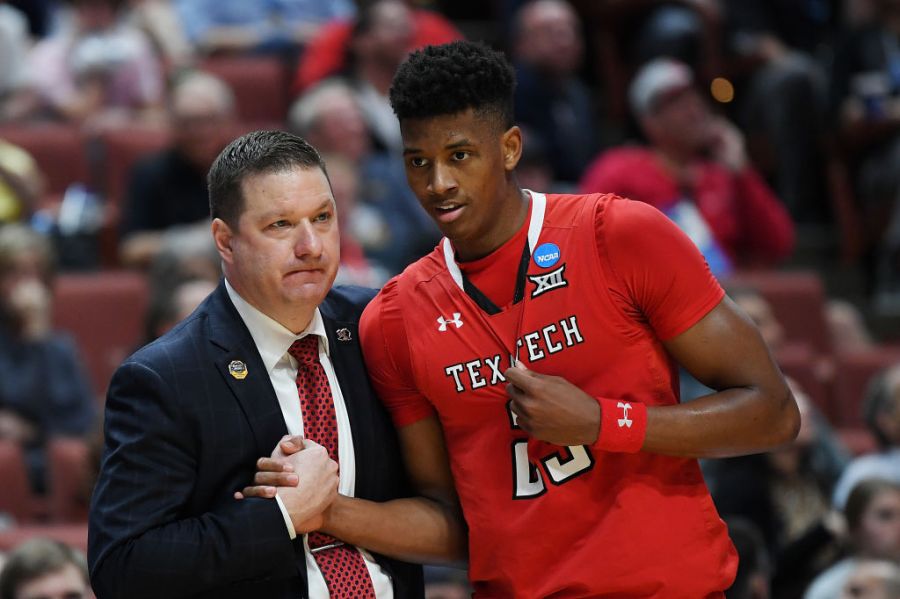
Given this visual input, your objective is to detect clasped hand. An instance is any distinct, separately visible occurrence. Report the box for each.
[235,436,338,533]
[504,364,601,446]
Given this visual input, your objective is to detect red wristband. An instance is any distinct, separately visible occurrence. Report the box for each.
[594,398,647,453]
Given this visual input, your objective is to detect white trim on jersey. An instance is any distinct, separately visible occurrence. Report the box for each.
[441,190,547,291]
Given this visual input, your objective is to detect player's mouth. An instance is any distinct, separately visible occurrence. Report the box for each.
[434,202,465,223]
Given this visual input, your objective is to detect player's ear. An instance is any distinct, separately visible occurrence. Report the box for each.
[501,125,523,172]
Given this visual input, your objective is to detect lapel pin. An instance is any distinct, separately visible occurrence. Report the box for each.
[336,328,352,342]
[228,360,248,380]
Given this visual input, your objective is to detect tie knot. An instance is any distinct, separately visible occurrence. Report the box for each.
[288,335,319,367]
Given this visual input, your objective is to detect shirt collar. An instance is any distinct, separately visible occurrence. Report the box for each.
[224,278,330,375]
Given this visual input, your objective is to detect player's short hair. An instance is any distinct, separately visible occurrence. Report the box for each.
[208,130,328,229]
[389,40,516,131]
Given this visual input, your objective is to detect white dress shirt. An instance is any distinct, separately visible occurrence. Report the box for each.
[225,280,393,599]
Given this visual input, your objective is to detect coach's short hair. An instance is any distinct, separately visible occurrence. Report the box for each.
[389,40,516,130]
[208,130,327,229]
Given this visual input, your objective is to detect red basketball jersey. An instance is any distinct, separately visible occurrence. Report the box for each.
[361,193,738,598]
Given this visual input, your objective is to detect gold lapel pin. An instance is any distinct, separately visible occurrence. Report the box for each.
[228,360,248,380]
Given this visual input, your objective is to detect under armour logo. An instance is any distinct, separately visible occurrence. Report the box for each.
[437,313,463,331]
[617,401,633,428]
[528,264,568,298]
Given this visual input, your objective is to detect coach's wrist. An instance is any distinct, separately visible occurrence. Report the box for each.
[592,398,647,453]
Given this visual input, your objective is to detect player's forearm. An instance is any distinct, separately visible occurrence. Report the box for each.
[641,384,799,458]
[321,494,467,565]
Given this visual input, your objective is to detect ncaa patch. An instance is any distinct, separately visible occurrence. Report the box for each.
[533,243,561,268]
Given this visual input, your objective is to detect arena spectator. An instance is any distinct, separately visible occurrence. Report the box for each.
[579,57,795,278]
[0,538,89,599]
[292,0,461,95]
[0,224,96,495]
[510,0,598,184]
[173,0,355,55]
[119,71,235,268]
[24,0,165,130]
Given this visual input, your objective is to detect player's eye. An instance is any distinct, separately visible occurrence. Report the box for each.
[409,157,428,168]
[452,151,469,161]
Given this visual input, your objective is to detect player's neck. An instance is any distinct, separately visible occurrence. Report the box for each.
[454,187,530,262]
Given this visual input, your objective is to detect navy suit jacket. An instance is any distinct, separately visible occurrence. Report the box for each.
[88,283,424,599]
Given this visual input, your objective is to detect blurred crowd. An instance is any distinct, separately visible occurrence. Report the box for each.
[1,0,900,598]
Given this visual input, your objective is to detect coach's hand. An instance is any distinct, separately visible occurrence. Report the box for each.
[505,365,601,446]
[234,435,305,499]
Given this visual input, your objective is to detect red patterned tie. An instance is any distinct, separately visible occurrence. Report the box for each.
[288,335,377,598]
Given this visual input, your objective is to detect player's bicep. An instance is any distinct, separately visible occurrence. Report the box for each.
[397,415,457,506]
[663,296,786,394]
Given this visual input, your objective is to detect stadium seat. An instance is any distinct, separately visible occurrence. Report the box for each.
[830,347,900,428]
[726,270,831,355]
[199,56,291,125]
[836,427,878,457]
[0,123,90,196]
[0,523,89,554]
[97,126,172,215]
[775,342,832,419]
[94,127,172,265]
[52,271,150,398]
[46,438,92,523]
[0,440,37,524]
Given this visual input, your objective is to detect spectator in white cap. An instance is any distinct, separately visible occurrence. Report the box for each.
[579,57,795,278]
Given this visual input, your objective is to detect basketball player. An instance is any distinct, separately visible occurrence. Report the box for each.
[246,40,801,597]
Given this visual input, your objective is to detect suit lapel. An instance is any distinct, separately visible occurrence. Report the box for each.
[321,311,375,495]
[206,283,288,457]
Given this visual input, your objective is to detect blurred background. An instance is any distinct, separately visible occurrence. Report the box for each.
[0,1,899,598]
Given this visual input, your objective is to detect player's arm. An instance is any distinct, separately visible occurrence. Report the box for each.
[647,295,799,457]
[506,311,798,460]
[318,415,467,564]
[241,417,467,564]
[506,198,799,458]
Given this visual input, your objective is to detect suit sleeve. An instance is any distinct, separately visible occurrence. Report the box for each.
[88,359,297,599]
[359,279,436,428]
[598,197,725,341]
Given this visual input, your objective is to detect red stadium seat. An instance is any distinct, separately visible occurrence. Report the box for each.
[199,56,291,124]
[0,440,37,524]
[97,126,172,215]
[0,124,90,196]
[0,523,89,555]
[836,427,879,457]
[52,271,149,398]
[830,347,900,428]
[726,270,831,355]
[46,438,92,523]
[775,342,832,419]
[94,127,172,265]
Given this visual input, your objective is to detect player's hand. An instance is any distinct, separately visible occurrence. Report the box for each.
[234,435,306,499]
[505,365,601,446]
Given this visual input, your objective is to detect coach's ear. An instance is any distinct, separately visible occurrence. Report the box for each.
[211,218,234,264]
[502,125,523,172]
